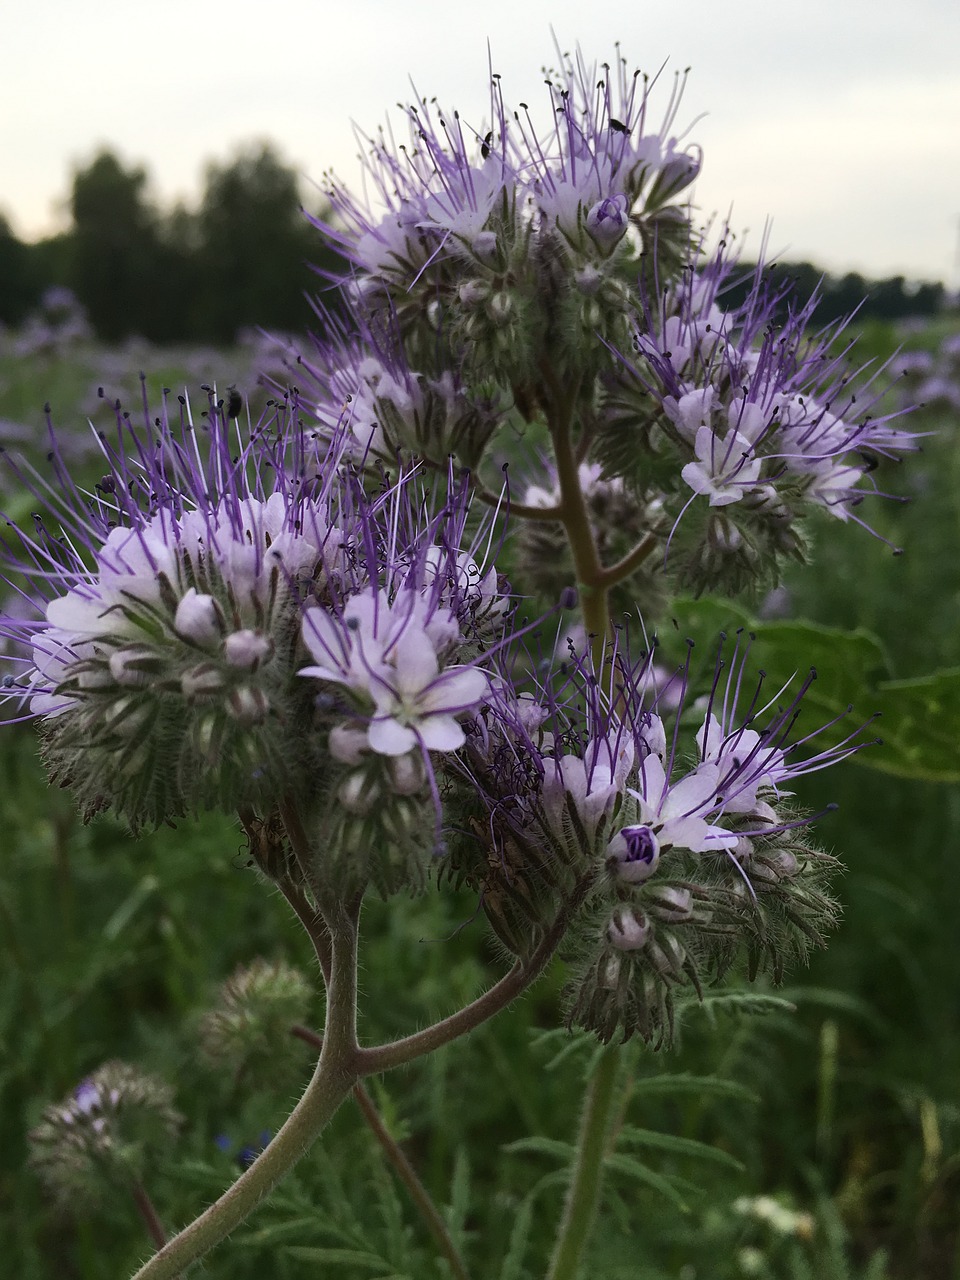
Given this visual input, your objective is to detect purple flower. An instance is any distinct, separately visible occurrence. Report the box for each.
[620,239,917,537]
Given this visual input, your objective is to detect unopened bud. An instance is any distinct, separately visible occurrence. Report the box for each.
[224,629,273,670]
[388,751,425,796]
[181,663,224,700]
[646,885,693,922]
[174,588,223,647]
[607,825,660,883]
[608,908,650,951]
[458,279,489,307]
[329,722,369,765]
[338,768,380,814]
[108,646,161,688]
[226,685,270,725]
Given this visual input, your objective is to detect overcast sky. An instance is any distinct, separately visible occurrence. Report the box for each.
[3,0,958,282]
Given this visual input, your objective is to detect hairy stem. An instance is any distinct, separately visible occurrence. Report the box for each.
[358,878,590,1075]
[595,533,658,589]
[129,905,361,1280]
[545,1045,621,1280]
[131,1181,167,1252]
[541,363,627,1279]
[292,1025,473,1277]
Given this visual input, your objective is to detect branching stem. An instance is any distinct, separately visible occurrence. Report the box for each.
[129,901,361,1280]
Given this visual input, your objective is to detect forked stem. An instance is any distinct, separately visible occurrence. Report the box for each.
[129,902,361,1280]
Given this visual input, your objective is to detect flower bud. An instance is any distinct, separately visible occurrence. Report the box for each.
[226,685,270,725]
[338,768,381,814]
[586,194,629,247]
[174,588,223,647]
[329,722,369,765]
[646,885,693,922]
[607,824,660,882]
[108,645,161,688]
[470,231,499,263]
[181,662,224,700]
[608,908,650,951]
[388,751,426,796]
[224,629,273,670]
[28,1062,181,1208]
[458,279,490,307]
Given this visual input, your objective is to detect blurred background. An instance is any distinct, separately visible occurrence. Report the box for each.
[1,4,960,1278]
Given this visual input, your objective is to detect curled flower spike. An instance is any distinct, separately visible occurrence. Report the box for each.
[448,623,868,1041]
[0,388,347,827]
[28,1061,182,1209]
[605,238,918,585]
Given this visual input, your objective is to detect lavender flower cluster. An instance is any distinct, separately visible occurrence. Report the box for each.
[447,633,863,1043]
[301,46,914,597]
[0,40,908,1047]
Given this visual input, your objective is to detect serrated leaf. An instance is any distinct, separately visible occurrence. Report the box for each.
[602,1152,693,1211]
[630,1072,758,1105]
[617,1125,745,1172]
[241,1216,328,1246]
[693,991,797,1017]
[283,1246,391,1267]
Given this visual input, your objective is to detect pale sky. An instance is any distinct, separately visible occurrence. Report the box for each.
[2,0,958,282]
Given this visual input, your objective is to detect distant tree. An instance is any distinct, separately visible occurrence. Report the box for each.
[193,143,337,343]
[0,213,39,326]
[67,150,166,341]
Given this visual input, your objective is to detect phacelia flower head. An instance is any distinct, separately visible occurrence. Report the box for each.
[0,388,346,828]
[604,238,918,593]
[0,387,506,853]
[450,624,867,1042]
[28,1061,182,1209]
[311,41,703,394]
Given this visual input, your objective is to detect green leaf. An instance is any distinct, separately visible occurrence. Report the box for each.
[501,1137,576,1162]
[669,597,960,783]
[630,1072,758,1105]
[692,991,797,1017]
[242,1216,327,1246]
[601,1152,693,1211]
[872,667,960,782]
[617,1125,745,1172]
[283,1247,392,1268]
[500,1195,535,1280]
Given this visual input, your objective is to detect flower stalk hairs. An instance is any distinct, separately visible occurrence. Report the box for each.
[3,37,914,1280]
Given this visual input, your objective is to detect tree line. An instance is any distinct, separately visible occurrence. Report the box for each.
[0,145,344,344]
[0,146,949,345]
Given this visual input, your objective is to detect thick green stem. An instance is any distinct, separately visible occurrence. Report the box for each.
[546,1045,621,1280]
[129,905,360,1280]
[540,365,630,1280]
[291,1023,472,1280]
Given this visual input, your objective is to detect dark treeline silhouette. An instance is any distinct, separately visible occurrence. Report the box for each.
[720,259,946,326]
[0,152,949,343]
[0,144,345,344]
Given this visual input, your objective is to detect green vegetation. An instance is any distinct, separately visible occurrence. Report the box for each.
[1,323,959,1279]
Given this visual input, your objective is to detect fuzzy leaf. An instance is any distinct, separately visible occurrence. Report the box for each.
[502,1137,577,1162]
[629,1072,758,1104]
[602,1152,693,1211]
[617,1125,745,1172]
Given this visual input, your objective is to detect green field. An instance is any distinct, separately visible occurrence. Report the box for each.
[2,320,960,1280]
